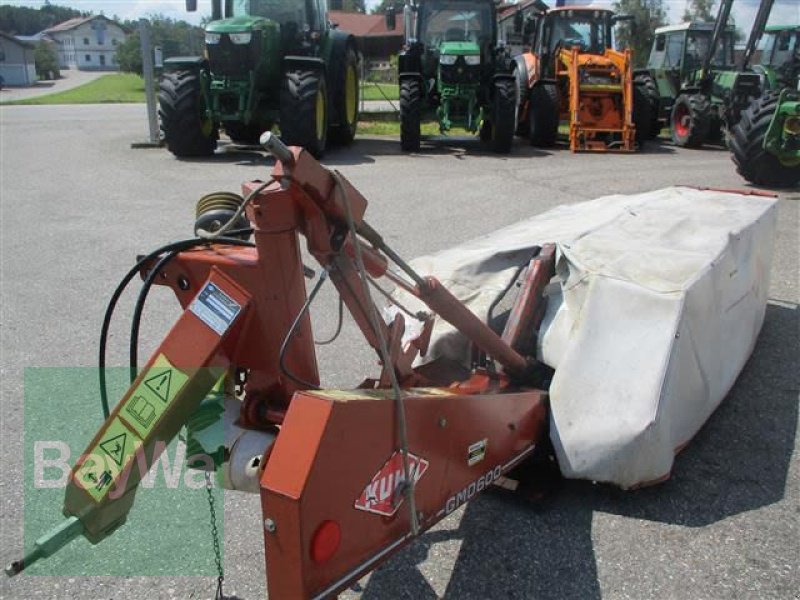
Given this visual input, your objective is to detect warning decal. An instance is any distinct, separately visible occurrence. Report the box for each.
[120,354,189,438]
[354,450,429,517]
[75,416,142,503]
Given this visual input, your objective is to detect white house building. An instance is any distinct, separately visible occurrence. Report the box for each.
[0,31,37,86]
[43,15,127,71]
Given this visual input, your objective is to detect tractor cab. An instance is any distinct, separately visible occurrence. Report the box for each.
[756,25,799,88]
[647,22,735,89]
[525,8,616,78]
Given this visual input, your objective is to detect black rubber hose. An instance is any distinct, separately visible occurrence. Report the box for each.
[97,234,254,419]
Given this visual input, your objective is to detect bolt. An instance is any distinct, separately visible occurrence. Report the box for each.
[264,518,276,533]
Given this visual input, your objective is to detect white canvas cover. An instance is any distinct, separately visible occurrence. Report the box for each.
[388,187,778,488]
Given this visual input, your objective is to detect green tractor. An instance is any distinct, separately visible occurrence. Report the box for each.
[386,0,517,153]
[730,25,799,187]
[635,0,761,147]
[158,0,360,158]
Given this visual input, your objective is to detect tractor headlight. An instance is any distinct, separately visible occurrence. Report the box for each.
[464,55,480,66]
[205,32,221,44]
[439,54,457,66]
[229,32,252,45]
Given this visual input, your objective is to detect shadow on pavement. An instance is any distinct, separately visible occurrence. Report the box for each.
[361,301,797,599]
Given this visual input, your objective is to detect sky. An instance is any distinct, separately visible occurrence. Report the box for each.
[1,0,798,29]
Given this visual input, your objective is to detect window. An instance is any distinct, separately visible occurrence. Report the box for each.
[0,43,5,62]
[84,37,89,45]
[100,55,106,66]
[112,38,118,46]
[85,54,91,62]
[655,35,665,51]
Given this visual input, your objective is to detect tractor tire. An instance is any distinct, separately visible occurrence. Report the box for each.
[488,78,516,154]
[158,69,218,158]
[670,93,711,148]
[730,91,800,188]
[514,66,528,137]
[634,73,661,139]
[280,69,328,158]
[528,83,559,147]
[225,121,269,145]
[400,78,422,152]
[632,84,652,147]
[328,47,360,146]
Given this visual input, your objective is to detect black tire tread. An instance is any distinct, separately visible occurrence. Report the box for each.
[671,93,711,148]
[529,83,559,147]
[730,91,800,188]
[280,69,327,158]
[400,78,422,152]
[632,84,652,147]
[489,78,516,153]
[158,70,217,157]
[634,72,661,139]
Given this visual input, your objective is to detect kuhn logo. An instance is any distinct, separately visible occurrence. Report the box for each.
[354,450,429,517]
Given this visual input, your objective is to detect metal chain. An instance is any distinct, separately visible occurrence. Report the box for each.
[204,471,225,600]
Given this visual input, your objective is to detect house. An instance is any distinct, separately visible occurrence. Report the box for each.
[0,31,37,86]
[328,10,404,76]
[43,15,127,71]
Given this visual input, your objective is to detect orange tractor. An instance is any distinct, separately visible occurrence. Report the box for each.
[513,6,650,151]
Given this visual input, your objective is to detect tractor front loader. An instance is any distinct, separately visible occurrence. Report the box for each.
[6,134,556,598]
[386,0,517,153]
[514,6,649,152]
[158,0,360,159]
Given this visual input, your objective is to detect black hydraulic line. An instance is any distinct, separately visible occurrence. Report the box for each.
[279,270,328,390]
[97,234,254,419]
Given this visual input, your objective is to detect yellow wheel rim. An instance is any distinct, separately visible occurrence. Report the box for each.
[345,65,357,126]
[201,117,213,137]
[779,155,800,167]
[316,87,325,141]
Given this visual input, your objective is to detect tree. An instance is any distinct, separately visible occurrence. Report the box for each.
[370,0,398,15]
[116,15,204,76]
[0,3,86,35]
[683,0,715,23]
[34,40,60,80]
[329,0,366,12]
[613,0,667,68]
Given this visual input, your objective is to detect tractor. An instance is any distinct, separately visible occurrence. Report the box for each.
[158,0,360,158]
[730,24,799,187]
[385,0,517,153]
[635,0,765,148]
[513,6,651,152]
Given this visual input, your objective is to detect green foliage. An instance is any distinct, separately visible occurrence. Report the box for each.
[370,0,398,15]
[115,15,205,76]
[0,3,86,35]
[4,73,145,105]
[613,0,667,67]
[34,41,60,80]
[683,0,715,23]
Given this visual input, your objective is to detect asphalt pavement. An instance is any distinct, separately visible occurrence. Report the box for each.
[0,104,797,600]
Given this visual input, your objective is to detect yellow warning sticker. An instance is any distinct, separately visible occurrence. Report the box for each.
[75,417,142,503]
[120,354,189,438]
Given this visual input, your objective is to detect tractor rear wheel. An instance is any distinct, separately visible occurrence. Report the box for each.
[158,69,218,158]
[488,78,516,154]
[280,69,328,158]
[400,78,422,152]
[633,85,652,147]
[730,91,800,188]
[329,47,359,146]
[514,66,528,137]
[670,93,711,148]
[634,73,661,139]
[529,83,559,147]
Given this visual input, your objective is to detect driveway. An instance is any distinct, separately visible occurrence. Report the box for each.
[0,69,105,103]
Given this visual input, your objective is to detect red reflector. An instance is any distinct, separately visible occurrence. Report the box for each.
[310,520,341,564]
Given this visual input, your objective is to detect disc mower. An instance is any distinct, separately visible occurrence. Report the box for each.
[5,134,556,598]
[513,6,650,152]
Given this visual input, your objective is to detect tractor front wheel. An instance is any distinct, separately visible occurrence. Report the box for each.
[634,73,661,139]
[329,47,360,146]
[670,93,710,148]
[633,85,652,147]
[488,78,516,154]
[529,83,559,147]
[730,91,800,188]
[400,78,422,152]
[158,69,218,158]
[280,69,328,158]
